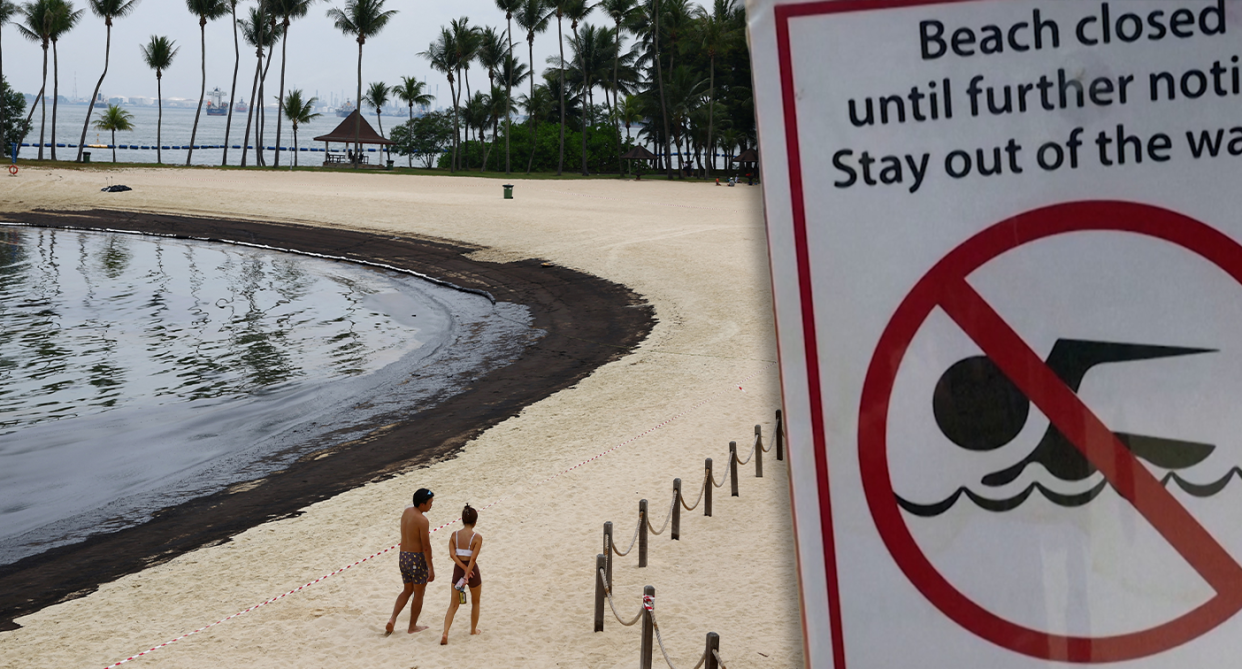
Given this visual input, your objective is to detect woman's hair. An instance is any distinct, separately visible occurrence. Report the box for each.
[461,503,478,526]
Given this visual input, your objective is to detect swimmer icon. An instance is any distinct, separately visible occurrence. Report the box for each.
[933,339,1217,488]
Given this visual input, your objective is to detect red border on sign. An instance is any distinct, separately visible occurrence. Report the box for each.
[773,1,984,666]
[859,201,1242,661]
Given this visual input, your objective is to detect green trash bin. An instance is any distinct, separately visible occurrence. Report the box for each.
[503,184,514,199]
[82,151,91,163]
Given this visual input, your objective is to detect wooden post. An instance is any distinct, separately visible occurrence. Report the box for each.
[672,478,682,541]
[729,441,739,497]
[705,632,720,669]
[776,409,784,461]
[594,553,606,632]
[755,424,764,478]
[640,585,655,669]
[603,521,613,589]
[704,458,713,517]
[638,499,648,568]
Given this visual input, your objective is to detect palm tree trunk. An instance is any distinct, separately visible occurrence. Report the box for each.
[258,38,276,166]
[556,14,564,175]
[458,67,467,170]
[223,3,239,166]
[575,25,587,176]
[354,39,362,168]
[156,73,163,164]
[0,25,6,160]
[111,128,116,162]
[274,18,290,168]
[612,21,623,177]
[452,76,462,172]
[77,20,111,162]
[51,39,59,161]
[526,37,536,174]
[407,103,413,167]
[653,0,673,180]
[34,44,47,160]
[188,18,207,166]
[504,16,513,176]
[706,54,715,177]
[240,46,262,166]
[292,123,297,166]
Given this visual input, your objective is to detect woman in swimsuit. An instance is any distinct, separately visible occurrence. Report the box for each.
[441,503,483,644]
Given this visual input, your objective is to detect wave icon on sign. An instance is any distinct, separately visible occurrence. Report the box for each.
[896,339,1233,517]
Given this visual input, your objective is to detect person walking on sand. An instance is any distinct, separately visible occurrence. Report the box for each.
[386,488,435,636]
[441,503,483,645]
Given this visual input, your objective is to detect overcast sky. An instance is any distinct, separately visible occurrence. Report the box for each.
[4,0,691,106]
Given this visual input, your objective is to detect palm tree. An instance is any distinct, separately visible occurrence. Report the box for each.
[17,0,54,159]
[48,0,81,161]
[393,75,432,167]
[564,0,593,175]
[420,29,457,171]
[140,34,177,164]
[270,0,315,168]
[185,0,228,166]
[75,0,137,163]
[601,0,638,176]
[514,0,548,174]
[239,4,278,167]
[449,17,479,170]
[546,0,572,175]
[221,0,240,166]
[618,92,641,142]
[281,87,318,167]
[0,0,16,159]
[692,0,736,177]
[92,102,132,161]
[494,0,521,175]
[463,90,488,168]
[254,3,281,166]
[363,80,388,160]
[326,0,397,168]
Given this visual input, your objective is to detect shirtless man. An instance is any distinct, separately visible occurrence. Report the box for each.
[385,488,435,635]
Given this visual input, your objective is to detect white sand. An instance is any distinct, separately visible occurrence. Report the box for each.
[0,168,801,669]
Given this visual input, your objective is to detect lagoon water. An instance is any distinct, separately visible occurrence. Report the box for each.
[0,226,537,565]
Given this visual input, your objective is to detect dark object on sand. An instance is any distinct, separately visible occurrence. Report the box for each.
[101,184,132,192]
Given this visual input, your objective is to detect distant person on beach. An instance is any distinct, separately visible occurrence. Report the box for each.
[385,488,435,636]
[441,503,484,645]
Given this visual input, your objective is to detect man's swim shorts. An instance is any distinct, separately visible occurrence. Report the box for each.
[400,551,429,585]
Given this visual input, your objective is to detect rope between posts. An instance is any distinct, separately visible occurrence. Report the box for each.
[599,569,644,626]
[646,493,676,536]
[613,512,643,556]
[713,649,728,669]
[680,469,708,511]
[651,608,708,669]
[758,431,771,453]
[711,465,728,488]
[734,437,757,466]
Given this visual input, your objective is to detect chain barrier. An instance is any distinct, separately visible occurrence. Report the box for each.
[599,569,644,626]
[613,512,643,556]
[646,493,677,536]
[680,469,708,511]
[651,607,709,669]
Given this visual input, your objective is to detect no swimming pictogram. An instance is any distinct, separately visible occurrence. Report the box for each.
[859,201,1242,663]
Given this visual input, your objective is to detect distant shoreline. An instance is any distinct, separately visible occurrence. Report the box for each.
[0,209,655,631]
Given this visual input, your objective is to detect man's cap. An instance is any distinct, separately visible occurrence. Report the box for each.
[413,488,435,506]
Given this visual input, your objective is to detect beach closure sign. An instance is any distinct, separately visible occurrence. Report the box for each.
[748,0,1242,666]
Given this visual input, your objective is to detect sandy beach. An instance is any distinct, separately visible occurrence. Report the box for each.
[0,168,799,668]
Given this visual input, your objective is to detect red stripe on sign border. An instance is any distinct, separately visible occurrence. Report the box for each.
[773,1,981,666]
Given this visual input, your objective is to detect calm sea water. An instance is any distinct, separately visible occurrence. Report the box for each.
[0,226,537,564]
[15,102,391,167]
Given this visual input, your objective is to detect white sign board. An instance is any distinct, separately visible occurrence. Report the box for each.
[749,0,1242,666]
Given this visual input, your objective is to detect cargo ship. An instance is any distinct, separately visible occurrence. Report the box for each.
[206,87,228,116]
[336,100,355,118]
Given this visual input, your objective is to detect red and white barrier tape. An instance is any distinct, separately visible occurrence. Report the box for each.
[102,372,763,668]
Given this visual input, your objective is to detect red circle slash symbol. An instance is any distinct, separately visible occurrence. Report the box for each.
[859,201,1242,662]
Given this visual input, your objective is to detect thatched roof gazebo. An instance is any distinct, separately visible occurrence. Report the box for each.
[313,110,394,166]
[621,145,657,179]
[732,148,760,184]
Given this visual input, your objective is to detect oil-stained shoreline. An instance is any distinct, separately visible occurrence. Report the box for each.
[0,209,655,631]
